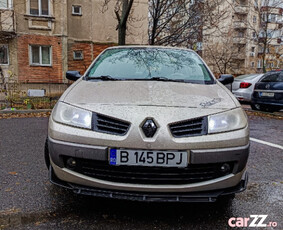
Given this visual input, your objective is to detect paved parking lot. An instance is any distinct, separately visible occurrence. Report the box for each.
[0,111,282,229]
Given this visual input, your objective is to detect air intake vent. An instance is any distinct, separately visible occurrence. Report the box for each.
[92,113,130,136]
[63,157,234,185]
[169,117,207,138]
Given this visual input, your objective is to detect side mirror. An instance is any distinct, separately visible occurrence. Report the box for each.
[66,71,81,81]
[219,74,234,85]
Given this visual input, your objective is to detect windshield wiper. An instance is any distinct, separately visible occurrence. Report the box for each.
[148,76,185,82]
[87,75,121,81]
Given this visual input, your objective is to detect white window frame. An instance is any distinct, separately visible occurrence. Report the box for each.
[73,50,84,60]
[270,62,274,68]
[29,0,50,16]
[0,44,9,65]
[257,59,262,68]
[0,0,12,9]
[72,5,82,16]
[29,45,52,66]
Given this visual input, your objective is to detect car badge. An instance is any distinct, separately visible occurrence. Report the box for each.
[266,84,270,89]
[142,119,157,138]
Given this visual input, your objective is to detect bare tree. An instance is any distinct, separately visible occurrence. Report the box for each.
[204,28,241,75]
[102,0,134,45]
[148,0,229,48]
[247,0,283,72]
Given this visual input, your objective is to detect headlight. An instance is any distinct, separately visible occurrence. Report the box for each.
[52,102,92,129]
[208,108,247,134]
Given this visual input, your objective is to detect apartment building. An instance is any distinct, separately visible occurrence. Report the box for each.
[202,0,283,75]
[0,0,148,98]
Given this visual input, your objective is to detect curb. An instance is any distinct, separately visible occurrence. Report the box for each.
[0,109,52,114]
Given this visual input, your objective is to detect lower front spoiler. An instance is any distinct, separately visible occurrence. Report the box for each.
[49,166,248,203]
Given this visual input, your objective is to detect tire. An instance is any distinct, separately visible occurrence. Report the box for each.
[44,137,50,170]
[265,106,282,113]
[251,103,261,111]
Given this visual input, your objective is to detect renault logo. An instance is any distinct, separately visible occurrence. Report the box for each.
[142,119,157,138]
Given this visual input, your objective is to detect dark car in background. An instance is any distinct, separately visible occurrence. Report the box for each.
[251,71,283,112]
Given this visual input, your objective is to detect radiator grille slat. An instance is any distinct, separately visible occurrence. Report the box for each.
[92,113,130,136]
[169,117,207,137]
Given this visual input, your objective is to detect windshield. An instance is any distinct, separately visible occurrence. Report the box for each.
[86,48,214,84]
[261,72,283,82]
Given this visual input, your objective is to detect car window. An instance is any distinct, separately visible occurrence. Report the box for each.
[87,48,214,84]
[260,72,283,82]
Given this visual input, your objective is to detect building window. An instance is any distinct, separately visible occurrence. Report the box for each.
[0,45,9,65]
[257,60,261,68]
[72,5,82,15]
[254,0,258,8]
[73,50,83,60]
[270,62,274,68]
[30,0,49,16]
[0,0,12,8]
[251,47,255,52]
[251,62,255,67]
[253,16,257,23]
[29,45,52,66]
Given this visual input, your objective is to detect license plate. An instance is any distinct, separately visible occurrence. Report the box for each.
[109,149,188,168]
[259,92,274,97]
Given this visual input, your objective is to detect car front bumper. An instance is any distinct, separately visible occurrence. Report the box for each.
[48,137,249,199]
[49,165,248,202]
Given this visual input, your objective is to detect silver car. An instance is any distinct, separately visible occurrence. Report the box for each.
[45,46,249,202]
[232,74,264,102]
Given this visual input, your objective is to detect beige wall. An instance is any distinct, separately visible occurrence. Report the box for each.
[67,0,148,44]
[14,0,66,36]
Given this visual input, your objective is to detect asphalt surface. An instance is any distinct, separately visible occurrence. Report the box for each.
[0,113,282,230]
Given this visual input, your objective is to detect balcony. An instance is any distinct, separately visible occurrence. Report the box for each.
[0,9,16,38]
[233,37,247,44]
[233,21,247,29]
[234,6,249,14]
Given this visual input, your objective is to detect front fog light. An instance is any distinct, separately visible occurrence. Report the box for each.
[67,158,77,168]
[220,163,231,174]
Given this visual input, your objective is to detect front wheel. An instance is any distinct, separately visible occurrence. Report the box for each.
[44,137,50,170]
[251,103,262,111]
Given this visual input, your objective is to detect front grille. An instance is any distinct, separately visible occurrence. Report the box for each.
[169,117,208,138]
[92,113,130,136]
[63,157,233,185]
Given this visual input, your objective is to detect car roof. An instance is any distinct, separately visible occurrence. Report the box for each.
[235,74,263,80]
[105,45,194,52]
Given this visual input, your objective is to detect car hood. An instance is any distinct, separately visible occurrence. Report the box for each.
[63,80,237,110]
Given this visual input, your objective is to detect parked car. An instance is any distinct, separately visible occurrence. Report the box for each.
[232,74,264,102]
[45,46,249,203]
[251,70,283,112]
